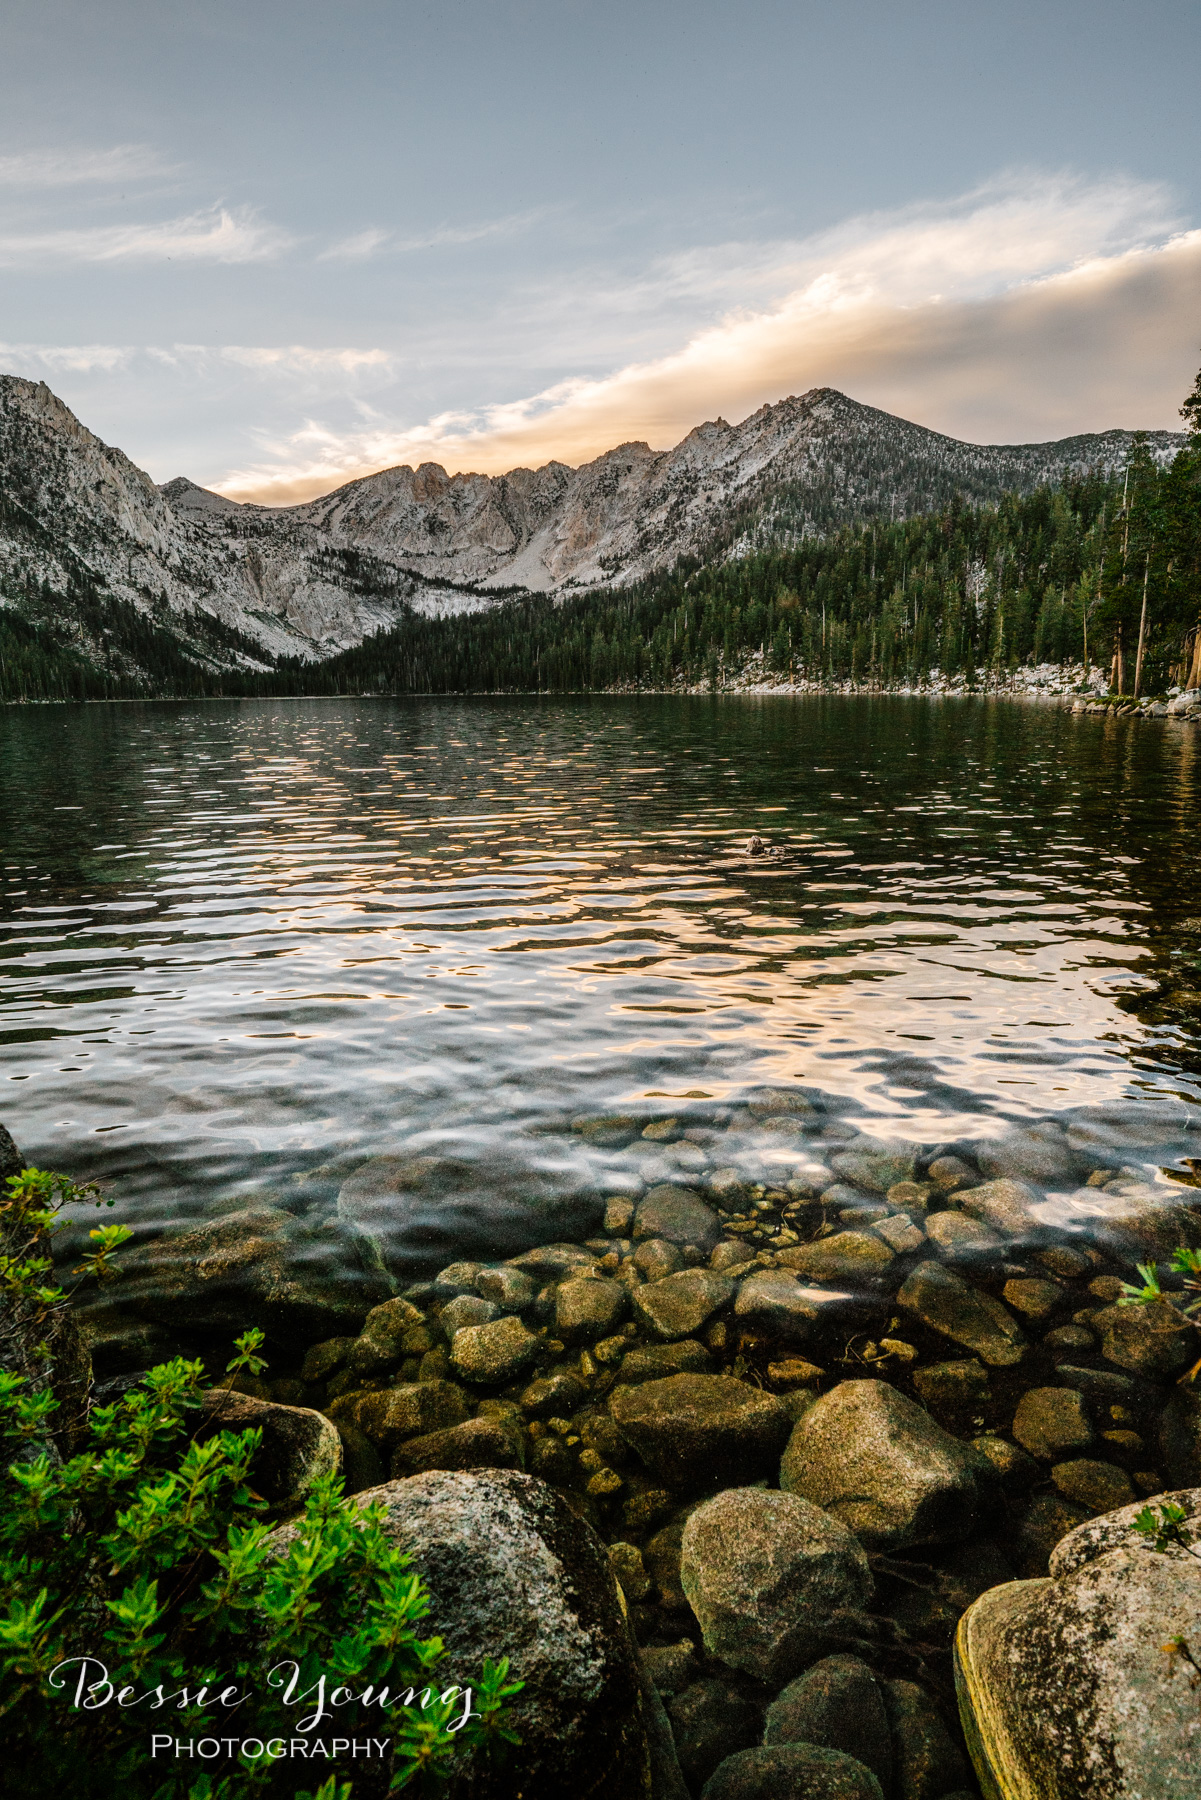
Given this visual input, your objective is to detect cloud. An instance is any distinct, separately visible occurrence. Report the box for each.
[0,205,293,266]
[210,174,1200,503]
[0,342,397,384]
[319,207,554,261]
[166,344,396,375]
[320,227,392,262]
[0,341,135,374]
[0,144,170,187]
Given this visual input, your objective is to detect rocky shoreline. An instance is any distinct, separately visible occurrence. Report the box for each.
[595,656,1201,718]
[19,1090,1201,1795]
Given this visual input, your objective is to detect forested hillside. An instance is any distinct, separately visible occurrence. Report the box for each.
[269,409,1201,699]
[3,372,1199,704]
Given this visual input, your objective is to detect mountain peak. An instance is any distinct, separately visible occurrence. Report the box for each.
[160,476,245,518]
[1,373,1187,679]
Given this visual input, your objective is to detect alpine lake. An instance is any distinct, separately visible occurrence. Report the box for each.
[3,691,1201,1794]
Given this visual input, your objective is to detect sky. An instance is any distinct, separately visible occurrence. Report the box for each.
[0,0,1199,503]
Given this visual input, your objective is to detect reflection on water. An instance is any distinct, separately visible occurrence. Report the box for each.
[0,695,1199,1253]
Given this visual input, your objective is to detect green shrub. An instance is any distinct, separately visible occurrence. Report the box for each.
[0,1168,520,1798]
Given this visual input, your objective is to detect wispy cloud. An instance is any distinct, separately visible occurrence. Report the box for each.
[319,207,553,261]
[0,205,294,266]
[1,342,395,377]
[0,144,171,187]
[208,173,1198,502]
[320,227,392,262]
[0,341,135,374]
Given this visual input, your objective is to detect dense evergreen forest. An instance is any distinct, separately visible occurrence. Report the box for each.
[3,370,1200,704]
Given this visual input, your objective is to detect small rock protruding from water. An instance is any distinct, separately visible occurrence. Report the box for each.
[331,1469,652,1799]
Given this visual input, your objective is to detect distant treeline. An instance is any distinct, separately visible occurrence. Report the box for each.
[3,376,1199,704]
[269,422,1201,698]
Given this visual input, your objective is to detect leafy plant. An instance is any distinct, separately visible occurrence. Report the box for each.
[1133,1500,1201,1563]
[1118,1246,1201,1314]
[0,1167,521,1798]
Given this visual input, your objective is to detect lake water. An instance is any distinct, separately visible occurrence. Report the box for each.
[1,694,1199,1263]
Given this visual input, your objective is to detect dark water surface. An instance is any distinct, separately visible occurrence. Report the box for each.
[1,694,1199,1253]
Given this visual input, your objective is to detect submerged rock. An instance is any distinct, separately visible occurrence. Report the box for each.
[475,1264,537,1310]
[1050,1458,1135,1513]
[520,1371,587,1417]
[882,1679,969,1800]
[634,1184,722,1251]
[897,1261,1027,1365]
[610,1373,790,1487]
[1160,1385,1201,1486]
[449,1313,540,1384]
[632,1269,734,1340]
[508,1242,600,1282]
[680,1487,874,1684]
[75,1305,177,1378]
[912,1358,990,1412]
[1091,1297,1200,1377]
[1011,1386,1093,1460]
[829,1139,918,1194]
[336,1152,604,1275]
[975,1123,1086,1187]
[633,1238,685,1281]
[668,1678,762,1792]
[1065,1097,1201,1154]
[786,1231,895,1284]
[971,1436,1039,1491]
[1012,1494,1092,1576]
[327,1378,468,1447]
[733,1269,822,1342]
[957,1178,1043,1241]
[390,1414,524,1478]
[956,1489,1201,1800]
[556,1277,627,1344]
[926,1154,978,1194]
[780,1379,993,1550]
[701,1745,884,1800]
[105,1206,387,1348]
[1002,1277,1064,1320]
[923,1211,1004,1260]
[616,1340,713,1384]
[1059,1182,1198,1259]
[763,1654,892,1792]
[438,1294,499,1339]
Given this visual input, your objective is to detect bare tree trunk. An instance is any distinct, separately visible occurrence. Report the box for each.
[1188,624,1201,692]
[1133,556,1150,697]
[1116,622,1125,696]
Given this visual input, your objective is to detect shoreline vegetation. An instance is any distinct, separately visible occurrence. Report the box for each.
[3,373,1200,709]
